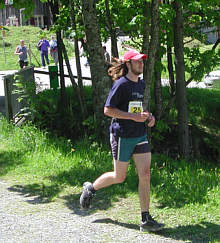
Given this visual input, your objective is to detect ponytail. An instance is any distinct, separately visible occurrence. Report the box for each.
[108,58,129,81]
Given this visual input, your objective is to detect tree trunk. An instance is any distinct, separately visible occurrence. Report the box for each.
[110,29,119,59]
[60,40,87,120]
[173,0,190,158]
[141,2,151,63]
[142,0,160,111]
[56,31,66,103]
[105,0,119,58]
[81,0,111,137]
[48,0,66,104]
[69,0,88,118]
[154,42,163,120]
[167,45,175,96]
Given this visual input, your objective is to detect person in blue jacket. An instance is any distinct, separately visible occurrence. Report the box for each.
[80,50,164,232]
[37,36,50,68]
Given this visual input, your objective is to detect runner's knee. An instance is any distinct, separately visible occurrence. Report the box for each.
[114,173,126,183]
[138,169,150,182]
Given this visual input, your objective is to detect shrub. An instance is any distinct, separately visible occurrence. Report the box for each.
[33,86,93,140]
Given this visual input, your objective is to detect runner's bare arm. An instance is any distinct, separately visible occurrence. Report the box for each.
[104,106,149,122]
[14,47,20,55]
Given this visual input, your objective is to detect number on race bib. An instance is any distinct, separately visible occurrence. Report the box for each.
[128,101,143,113]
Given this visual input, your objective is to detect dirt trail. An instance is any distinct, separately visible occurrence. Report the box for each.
[0,179,184,243]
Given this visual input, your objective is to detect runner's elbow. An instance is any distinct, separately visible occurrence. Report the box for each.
[104,106,113,117]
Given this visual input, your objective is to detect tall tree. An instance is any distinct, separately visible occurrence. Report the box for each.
[69,0,88,118]
[104,0,119,58]
[81,0,111,137]
[173,0,189,158]
[154,41,163,120]
[48,0,67,104]
[142,0,160,111]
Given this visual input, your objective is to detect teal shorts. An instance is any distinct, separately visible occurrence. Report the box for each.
[110,134,150,162]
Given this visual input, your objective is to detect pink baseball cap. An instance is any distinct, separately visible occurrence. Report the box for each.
[123,50,147,61]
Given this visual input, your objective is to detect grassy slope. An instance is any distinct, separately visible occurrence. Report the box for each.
[0,26,74,70]
[0,26,44,70]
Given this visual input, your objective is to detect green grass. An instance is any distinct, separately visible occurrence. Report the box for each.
[0,26,74,70]
[0,116,219,242]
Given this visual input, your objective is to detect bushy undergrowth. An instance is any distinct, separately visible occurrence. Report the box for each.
[31,85,220,162]
[32,86,93,140]
[151,86,220,162]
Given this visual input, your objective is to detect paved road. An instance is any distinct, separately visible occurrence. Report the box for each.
[0,70,18,96]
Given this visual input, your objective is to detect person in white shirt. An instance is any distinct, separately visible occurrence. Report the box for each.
[49,36,58,66]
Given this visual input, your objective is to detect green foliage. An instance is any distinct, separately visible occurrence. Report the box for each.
[187,88,220,160]
[185,47,220,82]
[187,88,220,128]
[150,86,220,161]
[51,4,70,33]
[32,86,93,140]
[12,74,37,119]
[17,81,219,162]
[82,115,97,140]
[152,120,171,142]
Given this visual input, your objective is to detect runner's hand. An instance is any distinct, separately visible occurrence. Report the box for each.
[131,112,149,122]
[147,115,155,127]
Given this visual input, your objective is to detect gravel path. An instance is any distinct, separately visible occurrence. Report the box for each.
[0,180,185,243]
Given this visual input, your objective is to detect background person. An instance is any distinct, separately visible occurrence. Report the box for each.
[80,50,165,232]
[49,36,58,66]
[37,36,50,68]
[14,40,29,69]
[80,38,89,67]
[103,45,110,63]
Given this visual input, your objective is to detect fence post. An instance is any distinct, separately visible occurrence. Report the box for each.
[49,65,59,89]
[3,77,13,121]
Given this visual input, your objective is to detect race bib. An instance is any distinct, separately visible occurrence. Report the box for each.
[128,101,143,113]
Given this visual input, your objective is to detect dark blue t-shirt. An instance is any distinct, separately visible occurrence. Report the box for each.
[38,39,50,52]
[105,76,146,138]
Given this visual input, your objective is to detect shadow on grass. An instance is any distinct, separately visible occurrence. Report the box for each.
[8,183,62,203]
[92,218,220,243]
[0,150,26,176]
[6,164,130,211]
[158,221,220,243]
[92,218,139,230]
[6,159,219,214]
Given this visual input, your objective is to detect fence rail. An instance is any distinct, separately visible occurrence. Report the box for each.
[33,69,92,80]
